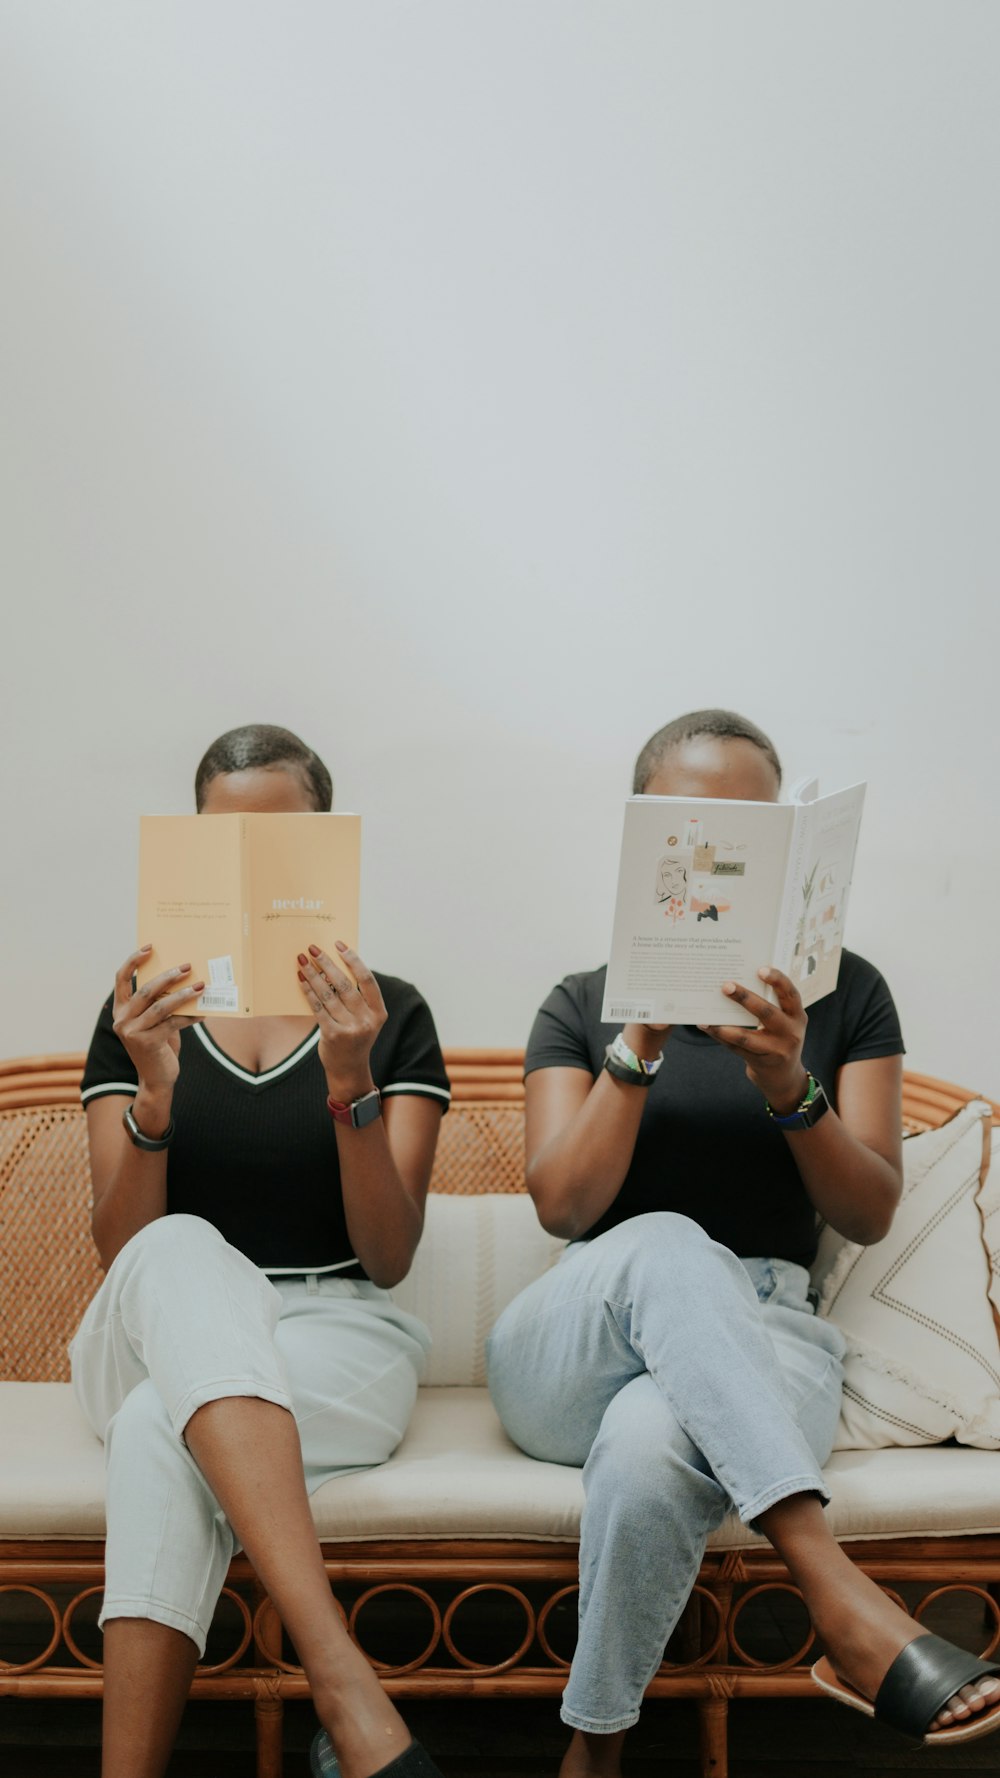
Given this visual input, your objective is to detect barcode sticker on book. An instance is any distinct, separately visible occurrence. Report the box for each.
[608,1005,653,1022]
[198,985,239,1013]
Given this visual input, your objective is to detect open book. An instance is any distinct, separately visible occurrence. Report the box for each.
[601,782,866,1028]
[136,813,361,1017]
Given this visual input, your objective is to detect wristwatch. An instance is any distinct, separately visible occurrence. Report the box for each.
[122,1103,175,1151]
[327,1088,383,1129]
[766,1074,830,1131]
[603,1031,663,1088]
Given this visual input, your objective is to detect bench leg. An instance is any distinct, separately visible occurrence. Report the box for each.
[255,1680,284,1778]
[698,1696,728,1778]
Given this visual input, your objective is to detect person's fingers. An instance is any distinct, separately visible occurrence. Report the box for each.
[757,967,804,1019]
[697,1025,771,1055]
[330,941,383,1012]
[297,958,349,1025]
[721,981,783,1026]
[305,945,355,995]
[114,945,153,1002]
[135,981,206,1025]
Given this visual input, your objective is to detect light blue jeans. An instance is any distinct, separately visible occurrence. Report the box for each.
[485,1211,846,1735]
[70,1214,431,1655]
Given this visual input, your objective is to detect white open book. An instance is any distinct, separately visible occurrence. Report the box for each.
[601,781,866,1028]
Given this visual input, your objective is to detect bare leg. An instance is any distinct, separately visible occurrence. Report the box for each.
[185,1396,412,1778]
[759,1494,1000,1732]
[102,1619,199,1778]
[559,1727,627,1778]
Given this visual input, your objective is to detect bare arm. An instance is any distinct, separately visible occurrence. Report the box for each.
[90,947,205,1269]
[525,1023,669,1238]
[702,970,903,1244]
[298,943,443,1287]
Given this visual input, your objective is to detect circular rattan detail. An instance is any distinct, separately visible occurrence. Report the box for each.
[536,1586,579,1670]
[349,1585,442,1675]
[60,1586,106,1669]
[729,1583,815,1672]
[194,1587,254,1675]
[442,1584,535,1673]
[659,1585,727,1673]
[0,1585,62,1673]
[914,1585,1000,1660]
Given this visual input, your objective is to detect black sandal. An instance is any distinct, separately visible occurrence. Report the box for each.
[310,1731,444,1777]
[812,1631,1000,1744]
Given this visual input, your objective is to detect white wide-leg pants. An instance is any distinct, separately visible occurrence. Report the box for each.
[70,1213,431,1654]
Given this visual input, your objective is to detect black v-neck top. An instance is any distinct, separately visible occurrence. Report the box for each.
[524,950,903,1267]
[81,975,450,1274]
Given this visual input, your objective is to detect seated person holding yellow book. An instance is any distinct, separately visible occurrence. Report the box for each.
[486,708,1000,1774]
[74,724,448,1778]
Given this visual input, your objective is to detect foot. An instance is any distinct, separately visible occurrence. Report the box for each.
[558,1727,626,1778]
[818,1581,1000,1733]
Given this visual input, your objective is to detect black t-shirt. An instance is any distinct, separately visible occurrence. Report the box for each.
[525,950,904,1267]
[81,974,450,1275]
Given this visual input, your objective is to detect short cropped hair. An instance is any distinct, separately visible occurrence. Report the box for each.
[632,709,782,795]
[194,725,333,811]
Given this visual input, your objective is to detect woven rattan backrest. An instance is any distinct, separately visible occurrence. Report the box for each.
[0,1102,103,1381]
[1,1050,997,1382]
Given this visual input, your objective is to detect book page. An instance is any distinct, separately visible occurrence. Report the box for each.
[787,783,866,1009]
[601,797,795,1027]
[136,815,244,1013]
[247,813,361,1017]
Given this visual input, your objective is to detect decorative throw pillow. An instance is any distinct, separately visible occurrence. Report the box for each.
[811,1099,1000,1450]
[392,1192,565,1387]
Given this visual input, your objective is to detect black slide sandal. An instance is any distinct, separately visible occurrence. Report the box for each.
[310,1732,444,1777]
[812,1631,1000,1744]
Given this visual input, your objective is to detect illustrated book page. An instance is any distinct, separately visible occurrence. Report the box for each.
[137,813,361,1016]
[601,784,865,1028]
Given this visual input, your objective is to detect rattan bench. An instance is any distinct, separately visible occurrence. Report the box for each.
[1,1051,999,1778]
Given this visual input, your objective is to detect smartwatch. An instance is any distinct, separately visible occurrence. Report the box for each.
[327,1088,383,1129]
[122,1103,175,1151]
[766,1075,830,1131]
[603,1031,663,1088]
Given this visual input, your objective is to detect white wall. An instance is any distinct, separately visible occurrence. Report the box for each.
[2,3,998,1096]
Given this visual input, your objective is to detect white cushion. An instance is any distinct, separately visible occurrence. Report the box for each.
[812,1100,1000,1449]
[5,1383,1000,1547]
[392,1191,565,1385]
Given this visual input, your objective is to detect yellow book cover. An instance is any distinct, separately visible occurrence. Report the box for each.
[136,813,361,1016]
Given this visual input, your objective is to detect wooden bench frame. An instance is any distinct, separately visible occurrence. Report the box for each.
[2,1051,998,1778]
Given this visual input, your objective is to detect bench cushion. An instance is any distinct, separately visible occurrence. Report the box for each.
[3,1382,1000,1549]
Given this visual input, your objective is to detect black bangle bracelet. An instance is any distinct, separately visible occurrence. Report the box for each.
[122,1103,175,1151]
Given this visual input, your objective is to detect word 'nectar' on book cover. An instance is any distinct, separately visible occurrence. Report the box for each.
[601,784,865,1028]
[137,813,361,1017]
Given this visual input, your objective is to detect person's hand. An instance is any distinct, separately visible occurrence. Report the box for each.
[298,942,387,1103]
[698,967,808,1115]
[111,945,205,1094]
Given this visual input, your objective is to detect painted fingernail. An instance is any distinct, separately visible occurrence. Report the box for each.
[192,981,205,992]
[297,953,308,966]
[297,970,306,982]
[308,944,321,957]
[139,942,152,952]
[335,940,348,952]
[179,963,191,972]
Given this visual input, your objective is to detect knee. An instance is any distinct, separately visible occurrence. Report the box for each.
[593,1211,717,1289]
[113,1213,224,1283]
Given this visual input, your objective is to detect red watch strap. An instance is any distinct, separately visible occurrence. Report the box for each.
[327,1089,381,1127]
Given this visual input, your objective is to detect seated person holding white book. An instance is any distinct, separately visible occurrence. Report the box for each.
[75,724,449,1778]
[486,708,1000,1774]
